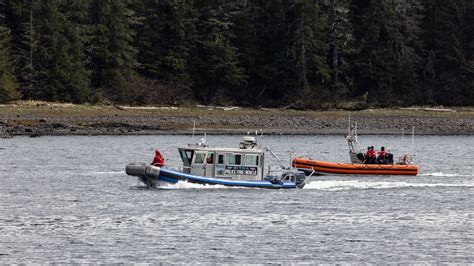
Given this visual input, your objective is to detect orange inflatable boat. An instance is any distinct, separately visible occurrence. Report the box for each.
[292,157,419,176]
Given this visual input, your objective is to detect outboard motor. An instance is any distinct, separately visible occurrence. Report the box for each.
[281,171,306,189]
[295,173,306,189]
[388,153,394,164]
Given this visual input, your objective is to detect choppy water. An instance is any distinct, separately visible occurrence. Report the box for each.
[1,134,473,263]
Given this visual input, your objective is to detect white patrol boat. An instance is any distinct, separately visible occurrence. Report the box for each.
[126,136,306,189]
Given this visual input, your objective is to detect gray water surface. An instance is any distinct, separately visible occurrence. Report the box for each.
[1,135,473,263]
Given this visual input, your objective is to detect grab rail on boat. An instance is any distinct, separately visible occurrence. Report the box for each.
[263,145,288,170]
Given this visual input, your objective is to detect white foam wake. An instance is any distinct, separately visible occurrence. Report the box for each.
[303,180,474,191]
[419,172,465,177]
[157,180,229,190]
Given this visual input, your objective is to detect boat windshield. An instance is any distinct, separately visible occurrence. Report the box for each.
[194,152,206,164]
[179,149,194,165]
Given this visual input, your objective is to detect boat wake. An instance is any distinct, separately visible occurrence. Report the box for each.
[419,172,466,177]
[303,180,474,191]
[156,180,229,190]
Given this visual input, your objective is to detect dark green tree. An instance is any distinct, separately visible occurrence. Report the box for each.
[220,0,258,104]
[0,0,35,98]
[32,0,90,102]
[287,1,331,105]
[420,0,473,105]
[231,1,284,105]
[243,1,330,107]
[0,23,19,102]
[133,0,196,103]
[326,0,354,99]
[350,0,419,105]
[89,0,136,101]
[190,0,246,104]
[463,0,474,105]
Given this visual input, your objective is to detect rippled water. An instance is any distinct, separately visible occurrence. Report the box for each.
[1,135,473,263]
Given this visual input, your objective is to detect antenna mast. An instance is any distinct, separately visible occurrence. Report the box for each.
[192,120,196,143]
[348,113,351,135]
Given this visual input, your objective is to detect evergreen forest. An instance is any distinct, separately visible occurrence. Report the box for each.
[0,0,472,107]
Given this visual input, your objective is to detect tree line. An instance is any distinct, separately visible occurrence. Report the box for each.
[0,0,472,107]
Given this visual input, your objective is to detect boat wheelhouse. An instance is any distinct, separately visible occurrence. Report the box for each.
[177,136,265,181]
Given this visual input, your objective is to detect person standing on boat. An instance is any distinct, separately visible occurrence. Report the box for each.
[151,149,165,167]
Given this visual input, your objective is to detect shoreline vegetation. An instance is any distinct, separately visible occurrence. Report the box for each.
[1,101,473,137]
[1,1,473,108]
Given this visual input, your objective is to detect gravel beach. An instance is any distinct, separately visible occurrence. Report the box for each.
[1,103,473,136]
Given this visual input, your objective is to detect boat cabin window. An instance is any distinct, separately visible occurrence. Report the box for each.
[245,154,259,166]
[216,154,225,176]
[193,152,206,164]
[180,149,194,165]
[206,153,214,164]
[226,153,242,165]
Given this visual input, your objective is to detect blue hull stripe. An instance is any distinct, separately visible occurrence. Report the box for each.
[157,168,296,189]
[157,175,179,184]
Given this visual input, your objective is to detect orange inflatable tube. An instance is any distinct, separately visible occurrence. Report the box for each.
[292,157,419,176]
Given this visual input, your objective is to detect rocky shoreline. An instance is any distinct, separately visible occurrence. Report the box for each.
[1,103,473,137]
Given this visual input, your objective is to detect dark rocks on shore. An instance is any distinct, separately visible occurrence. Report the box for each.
[29,132,42,138]
[0,112,473,136]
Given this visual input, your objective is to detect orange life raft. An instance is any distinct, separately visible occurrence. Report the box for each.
[292,157,419,176]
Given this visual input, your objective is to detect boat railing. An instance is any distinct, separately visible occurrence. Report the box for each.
[266,169,288,175]
[263,145,288,170]
[162,164,191,172]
